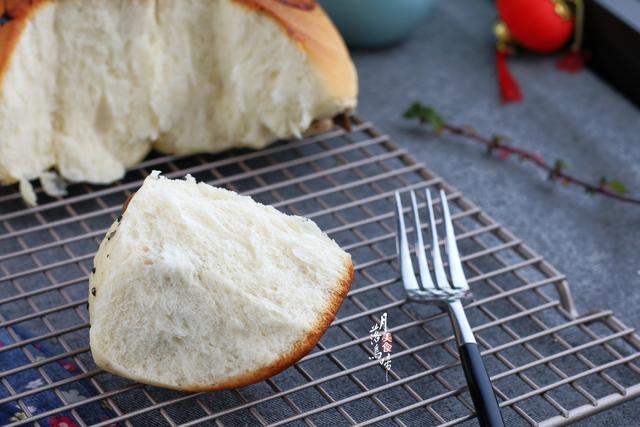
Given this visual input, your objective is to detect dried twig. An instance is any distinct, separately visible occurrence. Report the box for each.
[404,102,638,205]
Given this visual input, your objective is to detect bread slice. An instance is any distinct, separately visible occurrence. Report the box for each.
[0,0,357,204]
[88,172,354,391]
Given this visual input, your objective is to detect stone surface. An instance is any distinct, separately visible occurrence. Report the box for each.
[350,0,640,424]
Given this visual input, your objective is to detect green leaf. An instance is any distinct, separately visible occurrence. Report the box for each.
[402,102,424,120]
[405,102,425,117]
[608,180,627,194]
[553,159,571,171]
[403,102,444,131]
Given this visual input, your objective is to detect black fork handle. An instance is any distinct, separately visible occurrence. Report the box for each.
[459,343,505,427]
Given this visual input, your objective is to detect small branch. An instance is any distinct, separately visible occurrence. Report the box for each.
[404,102,639,205]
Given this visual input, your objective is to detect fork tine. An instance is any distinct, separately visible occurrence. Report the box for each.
[410,191,435,290]
[440,189,469,290]
[425,189,452,290]
[394,192,420,293]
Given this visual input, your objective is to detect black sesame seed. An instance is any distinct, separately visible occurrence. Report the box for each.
[91,287,97,296]
[91,267,96,274]
[117,215,122,223]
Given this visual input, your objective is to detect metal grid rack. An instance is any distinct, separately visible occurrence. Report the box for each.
[0,115,639,426]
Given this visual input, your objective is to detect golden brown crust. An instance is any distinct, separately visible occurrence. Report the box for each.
[272,0,316,11]
[0,1,50,92]
[1,0,356,105]
[184,257,355,392]
[302,117,333,137]
[121,192,135,213]
[233,0,357,104]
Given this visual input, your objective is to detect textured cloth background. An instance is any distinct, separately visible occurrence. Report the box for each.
[350,0,640,423]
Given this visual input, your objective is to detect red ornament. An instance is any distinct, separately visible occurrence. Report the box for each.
[555,50,591,72]
[496,50,523,104]
[497,0,574,53]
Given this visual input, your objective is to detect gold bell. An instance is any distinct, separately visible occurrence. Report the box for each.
[553,0,573,21]
[494,21,513,52]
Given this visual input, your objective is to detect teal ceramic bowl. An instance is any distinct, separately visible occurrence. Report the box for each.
[319,0,435,48]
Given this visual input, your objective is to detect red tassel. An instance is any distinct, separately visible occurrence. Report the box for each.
[556,50,591,73]
[496,50,522,104]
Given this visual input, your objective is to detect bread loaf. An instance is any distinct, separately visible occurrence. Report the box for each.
[0,0,357,204]
[88,172,354,391]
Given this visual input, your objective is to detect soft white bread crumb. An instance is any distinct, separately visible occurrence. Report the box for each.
[0,0,357,203]
[89,172,354,391]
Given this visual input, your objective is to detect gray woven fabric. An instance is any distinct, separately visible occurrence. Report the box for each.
[351,0,640,424]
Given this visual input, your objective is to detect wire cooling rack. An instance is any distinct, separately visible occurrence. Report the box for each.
[0,115,639,426]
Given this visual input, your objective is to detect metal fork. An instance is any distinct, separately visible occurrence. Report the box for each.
[395,189,504,427]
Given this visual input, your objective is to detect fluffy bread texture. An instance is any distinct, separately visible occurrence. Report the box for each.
[88,172,354,391]
[0,0,357,204]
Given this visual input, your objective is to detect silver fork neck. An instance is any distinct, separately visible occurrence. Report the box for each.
[448,300,476,345]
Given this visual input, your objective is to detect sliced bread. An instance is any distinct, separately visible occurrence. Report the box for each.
[88,171,354,391]
[0,0,357,204]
